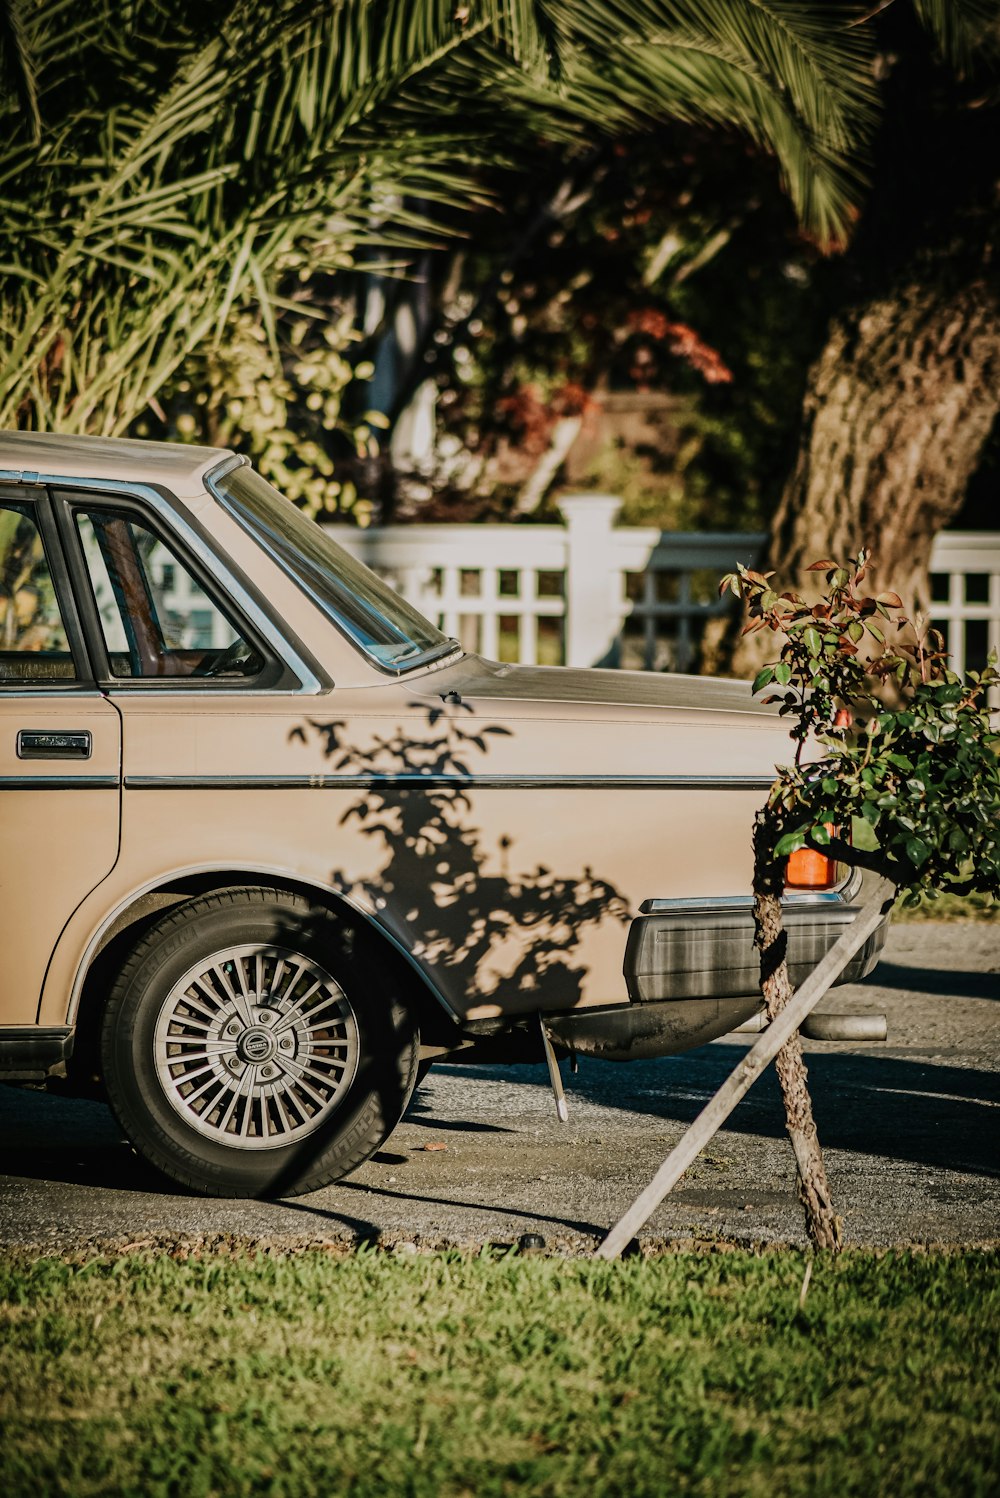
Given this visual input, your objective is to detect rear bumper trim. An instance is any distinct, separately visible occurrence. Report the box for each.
[625,884,888,1003]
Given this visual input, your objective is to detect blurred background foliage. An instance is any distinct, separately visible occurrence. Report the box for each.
[0,0,878,525]
[0,0,995,543]
[353,128,833,531]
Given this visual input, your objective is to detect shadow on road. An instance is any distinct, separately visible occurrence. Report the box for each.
[439,1046,1000,1181]
[865,961,999,1001]
[2,1035,998,1218]
[281,1180,607,1242]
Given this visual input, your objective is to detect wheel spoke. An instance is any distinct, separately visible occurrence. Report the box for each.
[269,955,288,998]
[180,1071,225,1108]
[167,1056,214,1082]
[300,1058,349,1088]
[210,961,256,1030]
[166,1036,232,1053]
[297,994,348,1030]
[275,958,307,1005]
[271,979,324,1035]
[215,1069,251,1135]
[284,1069,332,1111]
[166,1046,233,1066]
[181,986,221,1025]
[271,1086,295,1134]
[234,952,255,1012]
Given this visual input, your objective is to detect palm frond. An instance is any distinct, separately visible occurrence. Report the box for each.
[911,0,1000,71]
[0,0,882,434]
[0,0,39,141]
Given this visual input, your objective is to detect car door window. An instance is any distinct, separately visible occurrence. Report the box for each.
[0,503,76,682]
[75,507,264,680]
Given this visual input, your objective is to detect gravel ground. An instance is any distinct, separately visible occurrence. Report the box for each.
[1,922,997,1255]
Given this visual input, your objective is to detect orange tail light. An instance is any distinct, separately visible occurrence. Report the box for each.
[784,846,838,891]
[786,716,849,889]
[785,822,839,891]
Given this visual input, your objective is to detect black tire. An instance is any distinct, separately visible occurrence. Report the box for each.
[100,888,419,1197]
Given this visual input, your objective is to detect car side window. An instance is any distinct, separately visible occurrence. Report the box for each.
[0,503,77,683]
[75,507,264,681]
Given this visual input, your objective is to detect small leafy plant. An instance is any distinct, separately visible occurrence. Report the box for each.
[724,550,1000,905]
[718,551,999,1249]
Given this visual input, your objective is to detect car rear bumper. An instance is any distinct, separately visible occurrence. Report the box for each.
[544,875,890,1061]
[623,879,887,1004]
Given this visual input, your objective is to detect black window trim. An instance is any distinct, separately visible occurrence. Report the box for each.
[48,480,325,694]
[0,483,96,691]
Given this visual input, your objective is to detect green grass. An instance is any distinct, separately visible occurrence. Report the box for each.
[892,891,1000,921]
[1,1248,997,1497]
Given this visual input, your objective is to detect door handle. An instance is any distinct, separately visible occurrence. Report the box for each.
[16,730,93,760]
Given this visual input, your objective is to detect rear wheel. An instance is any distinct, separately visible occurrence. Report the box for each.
[101,889,419,1197]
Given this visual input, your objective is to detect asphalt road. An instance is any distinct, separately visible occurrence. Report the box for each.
[1,922,997,1255]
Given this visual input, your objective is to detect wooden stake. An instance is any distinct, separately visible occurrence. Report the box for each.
[595,878,894,1259]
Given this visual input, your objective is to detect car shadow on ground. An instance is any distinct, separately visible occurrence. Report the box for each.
[866,961,999,1000]
[437,1046,1000,1181]
[400,1092,514,1134]
[2,1035,998,1225]
[279,1182,608,1242]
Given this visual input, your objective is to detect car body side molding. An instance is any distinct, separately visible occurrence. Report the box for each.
[123,773,776,792]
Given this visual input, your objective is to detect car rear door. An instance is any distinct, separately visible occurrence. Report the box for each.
[0,484,121,1028]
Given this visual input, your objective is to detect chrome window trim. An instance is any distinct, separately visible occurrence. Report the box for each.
[30,472,324,695]
[205,454,247,485]
[206,462,463,680]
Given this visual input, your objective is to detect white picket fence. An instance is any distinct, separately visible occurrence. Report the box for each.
[326,495,1000,680]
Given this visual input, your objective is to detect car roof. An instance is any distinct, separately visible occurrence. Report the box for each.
[0,430,233,492]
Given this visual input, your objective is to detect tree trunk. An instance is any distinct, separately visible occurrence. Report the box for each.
[596,876,894,1259]
[752,813,841,1251]
[718,272,1000,679]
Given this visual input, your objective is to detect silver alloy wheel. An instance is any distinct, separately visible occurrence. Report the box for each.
[152,943,360,1150]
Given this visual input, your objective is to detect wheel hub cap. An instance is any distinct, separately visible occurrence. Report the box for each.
[153,944,360,1151]
[237,1027,277,1065]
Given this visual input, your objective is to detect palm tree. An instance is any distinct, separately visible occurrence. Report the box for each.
[0,1,876,437]
[723,0,1000,673]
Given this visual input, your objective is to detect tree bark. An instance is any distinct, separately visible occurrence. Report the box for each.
[752,813,841,1251]
[715,271,1000,679]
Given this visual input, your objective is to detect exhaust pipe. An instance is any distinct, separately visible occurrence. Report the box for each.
[801,1011,887,1042]
[733,1010,887,1042]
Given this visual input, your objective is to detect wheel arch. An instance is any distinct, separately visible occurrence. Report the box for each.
[66,865,461,1090]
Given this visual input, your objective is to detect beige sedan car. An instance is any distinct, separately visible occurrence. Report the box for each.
[0,431,886,1196]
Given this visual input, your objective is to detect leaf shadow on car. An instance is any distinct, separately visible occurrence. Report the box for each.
[235,699,631,1200]
[291,698,631,1016]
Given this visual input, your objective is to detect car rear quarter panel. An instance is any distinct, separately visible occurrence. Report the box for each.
[39,683,789,1027]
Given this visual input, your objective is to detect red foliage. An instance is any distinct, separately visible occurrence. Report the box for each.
[626,309,733,384]
[550,381,599,418]
[496,381,600,451]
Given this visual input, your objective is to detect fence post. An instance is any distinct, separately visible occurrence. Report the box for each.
[557,494,623,668]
